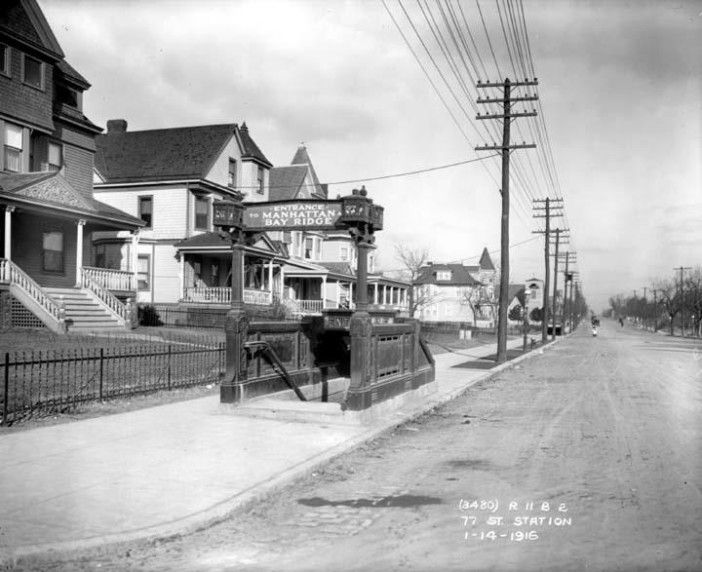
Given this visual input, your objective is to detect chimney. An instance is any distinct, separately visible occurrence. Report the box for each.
[106,119,128,134]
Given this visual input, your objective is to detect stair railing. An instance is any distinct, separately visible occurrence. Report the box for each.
[80,268,129,325]
[0,258,63,325]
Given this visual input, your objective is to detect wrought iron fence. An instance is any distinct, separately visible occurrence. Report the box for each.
[1,338,225,425]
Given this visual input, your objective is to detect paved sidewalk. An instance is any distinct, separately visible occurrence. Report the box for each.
[0,336,546,561]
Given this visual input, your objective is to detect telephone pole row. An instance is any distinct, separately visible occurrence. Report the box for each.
[532,197,563,342]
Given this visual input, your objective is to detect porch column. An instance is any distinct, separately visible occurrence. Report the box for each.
[279,264,285,300]
[179,254,185,300]
[321,275,327,307]
[268,260,273,302]
[130,231,139,291]
[374,283,378,305]
[349,281,354,305]
[260,262,265,290]
[384,285,389,305]
[335,281,340,307]
[4,206,14,260]
[75,219,86,286]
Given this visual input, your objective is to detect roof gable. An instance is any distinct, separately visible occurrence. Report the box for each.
[268,165,307,201]
[290,145,326,198]
[479,248,496,271]
[0,0,64,59]
[238,122,271,167]
[0,172,143,227]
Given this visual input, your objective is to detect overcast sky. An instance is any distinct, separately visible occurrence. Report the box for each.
[42,0,701,311]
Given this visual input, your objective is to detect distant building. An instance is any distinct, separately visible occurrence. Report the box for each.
[413,248,497,325]
[524,277,544,321]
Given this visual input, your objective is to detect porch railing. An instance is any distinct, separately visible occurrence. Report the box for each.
[80,268,128,325]
[244,288,272,306]
[82,266,135,292]
[183,287,231,304]
[285,298,342,314]
[182,287,272,306]
[0,258,62,324]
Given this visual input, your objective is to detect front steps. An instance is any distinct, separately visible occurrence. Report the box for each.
[44,287,125,331]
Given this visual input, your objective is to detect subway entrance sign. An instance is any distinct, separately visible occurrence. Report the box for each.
[243,200,343,231]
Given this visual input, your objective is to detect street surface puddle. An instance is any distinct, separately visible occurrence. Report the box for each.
[446,459,493,471]
[297,494,442,508]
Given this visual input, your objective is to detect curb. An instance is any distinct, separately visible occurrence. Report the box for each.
[6,336,567,563]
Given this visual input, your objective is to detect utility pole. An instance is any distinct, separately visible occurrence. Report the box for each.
[652,288,658,332]
[674,266,691,336]
[568,271,578,331]
[533,197,563,343]
[476,77,538,363]
[559,251,576,333]
[550,228,569,340]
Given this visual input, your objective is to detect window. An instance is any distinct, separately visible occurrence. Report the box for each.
[314,237,321,260]
[138,196,153,228]
[56,84,79,108]
[137,255,150,290]
[47,142,62,171]
[304,237,313,259]
[3,122,23,172]
[194,196,209,230]
[0,44,9,76]
[282,231,291,244]
[94,244,106,268]
[257,165,264,194]
[340,246,349,261]
[23,54,43,89]
[42,231,64,273]
[228,158,237,188]
[436,270,452,281]
[293,232,302,257]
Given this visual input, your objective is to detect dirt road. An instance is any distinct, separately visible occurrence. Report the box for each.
[17,322,702,571]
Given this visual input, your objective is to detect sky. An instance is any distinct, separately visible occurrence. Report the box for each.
[41,0,701,312]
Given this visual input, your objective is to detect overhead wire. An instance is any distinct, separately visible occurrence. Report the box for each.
[389,0,535,228]
[425,0,536,221]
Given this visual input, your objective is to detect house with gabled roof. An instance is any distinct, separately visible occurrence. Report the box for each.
[1,0,145,333]
[413,249,497,325]
[93,119,279,305]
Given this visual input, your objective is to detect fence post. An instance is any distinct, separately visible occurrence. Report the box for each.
[2,352,9,426]
[99,348,104,401]
[167,344,172,390]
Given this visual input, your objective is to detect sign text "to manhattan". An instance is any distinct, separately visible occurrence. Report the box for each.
[244,200,343,231]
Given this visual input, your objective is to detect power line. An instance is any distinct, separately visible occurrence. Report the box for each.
[235,153,501,191]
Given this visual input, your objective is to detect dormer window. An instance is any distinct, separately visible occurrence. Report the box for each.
[22,54,43,90]
[436,270,452,281]
[56,84,81,109]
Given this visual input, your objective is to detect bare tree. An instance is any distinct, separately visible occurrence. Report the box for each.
[394,245,438,318]
[654,279,680,336]
[461,285,496,328]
